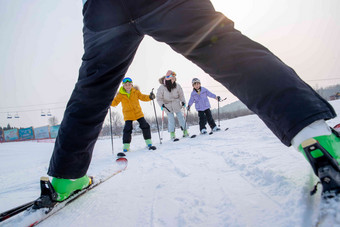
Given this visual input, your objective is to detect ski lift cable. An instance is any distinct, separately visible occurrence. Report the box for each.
[0,106,65,114]
[0,101,66,110]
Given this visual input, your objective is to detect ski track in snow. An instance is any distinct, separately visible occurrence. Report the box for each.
[2,100,340,227]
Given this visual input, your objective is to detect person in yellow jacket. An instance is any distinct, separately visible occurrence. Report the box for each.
[111,77,156,152]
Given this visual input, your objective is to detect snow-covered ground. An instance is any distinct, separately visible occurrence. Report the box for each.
[1,100,340,227]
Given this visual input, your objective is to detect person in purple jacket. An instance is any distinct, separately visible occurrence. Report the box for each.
[187,78,221,134]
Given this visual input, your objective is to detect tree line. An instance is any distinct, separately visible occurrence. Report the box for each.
[99,107,254,137]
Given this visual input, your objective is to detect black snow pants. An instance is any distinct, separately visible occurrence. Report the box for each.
[198,109,216,131]
[123,117,151,144]
[48,0,336,178]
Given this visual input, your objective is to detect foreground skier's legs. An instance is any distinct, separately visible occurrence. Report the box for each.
[48,0,339,200]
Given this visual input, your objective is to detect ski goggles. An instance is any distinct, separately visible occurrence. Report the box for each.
[165,72,176,79]
[122,77,133,84]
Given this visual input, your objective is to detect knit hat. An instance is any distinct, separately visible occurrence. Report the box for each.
[192,78,201,85]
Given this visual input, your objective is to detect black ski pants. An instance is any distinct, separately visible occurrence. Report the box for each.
[48,0,336,178]
[198,109,216,131]
[123,117,151,144]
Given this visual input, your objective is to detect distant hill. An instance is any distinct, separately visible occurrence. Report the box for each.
[211,100,252,120]
[314,84,340,100]
[212,100,248,114]
[210,83,340,120]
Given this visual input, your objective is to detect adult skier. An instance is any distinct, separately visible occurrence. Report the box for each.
[156,70,189,140]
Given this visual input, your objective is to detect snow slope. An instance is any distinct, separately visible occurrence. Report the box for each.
[1,100,340,227]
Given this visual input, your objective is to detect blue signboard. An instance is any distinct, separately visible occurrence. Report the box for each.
[4,128,19,141]
[50,125,60,138]
[34,126,50,139]
[19,127,34,140]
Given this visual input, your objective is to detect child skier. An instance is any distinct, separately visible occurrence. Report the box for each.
[157,70,189,140]
[187,78,221,134]
[111,77,156,152]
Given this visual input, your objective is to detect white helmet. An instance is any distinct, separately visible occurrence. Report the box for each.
[192,78,201,85]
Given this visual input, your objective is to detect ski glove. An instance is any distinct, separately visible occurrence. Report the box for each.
[187,105,191,111]
[149,92,155,100]
[181,102,186,107]
[217,96,221,101]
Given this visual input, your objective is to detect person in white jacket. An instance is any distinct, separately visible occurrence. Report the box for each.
[157,70,189,140]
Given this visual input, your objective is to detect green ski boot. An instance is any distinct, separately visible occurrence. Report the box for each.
[145,139,156,150]
[51,175,92,201]
[123,143,130,152]
[170,132,179,141]
[170,132,176,140]
[298,132,340,196]
[183,129,189,138]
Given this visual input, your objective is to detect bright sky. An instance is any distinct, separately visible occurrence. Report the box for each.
[1,0,340,128]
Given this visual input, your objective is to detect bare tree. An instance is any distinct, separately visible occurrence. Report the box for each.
[100,110,124,137]
[48,116,59,126]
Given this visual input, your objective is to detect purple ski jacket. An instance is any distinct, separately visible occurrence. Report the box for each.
[188,87,216,111]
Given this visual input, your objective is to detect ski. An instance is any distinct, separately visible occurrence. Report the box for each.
[209,127,229,135]
[116,145,157,156]
[148,145,157,150]
[1,158,127,226]
[181,134,196,139]
[0,200,35,222]
[116,152,128,164]
[315,195,340,227]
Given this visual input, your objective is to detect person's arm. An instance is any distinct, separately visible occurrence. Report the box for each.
[178,84,186,104]
[156,87,164,107]
[111,94,122,107]
[137,90,151,102]
[205,87,217,99]
[187,93,195,111]
[188,92,195,106]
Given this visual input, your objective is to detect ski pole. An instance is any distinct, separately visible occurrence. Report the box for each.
[151,88,162,144]
[217,97,227,127]
[161,109,164,142]
[163,105,171,112]
[109,107,114,155]
[184,107,188,131]
[218,98,220,127]
[160,105,170,140]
